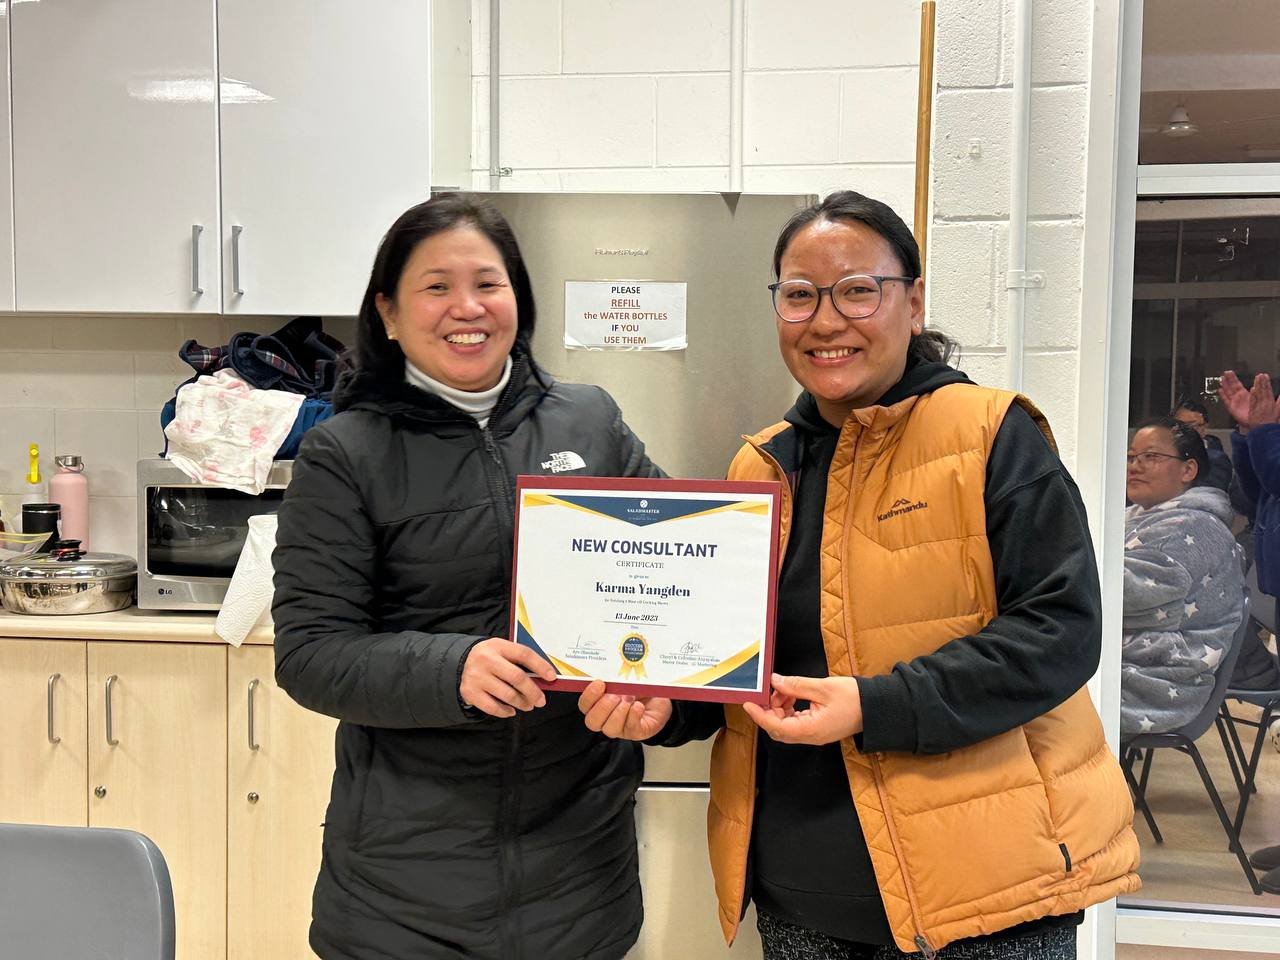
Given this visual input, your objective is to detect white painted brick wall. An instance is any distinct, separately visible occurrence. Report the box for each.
[933,0,1093,468]
[472,1,919,219]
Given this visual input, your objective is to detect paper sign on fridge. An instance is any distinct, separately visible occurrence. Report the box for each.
[509,476,780,705]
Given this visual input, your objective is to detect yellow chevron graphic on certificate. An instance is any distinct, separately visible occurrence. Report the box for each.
[510,477,781,704]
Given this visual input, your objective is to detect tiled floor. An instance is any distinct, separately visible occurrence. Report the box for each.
[1120,701,1280,912]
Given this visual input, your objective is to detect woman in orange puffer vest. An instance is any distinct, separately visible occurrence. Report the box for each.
[580,191,1139,959]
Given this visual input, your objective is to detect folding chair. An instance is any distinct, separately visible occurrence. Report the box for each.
[0,823,175,960]
[1122,593,1262,894]
[1218,562,1280,837]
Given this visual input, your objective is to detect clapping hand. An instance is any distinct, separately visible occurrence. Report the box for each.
[1220,371,1280,434]
[578,680,673,740]
[742,673,864,746]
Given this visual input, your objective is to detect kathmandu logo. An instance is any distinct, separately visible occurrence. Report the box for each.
[541,450,587,473]
[878,497,929,521]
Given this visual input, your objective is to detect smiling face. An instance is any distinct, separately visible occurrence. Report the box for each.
[1126,425,1199,508]
[375,225,518,392]
[775,218,924,427]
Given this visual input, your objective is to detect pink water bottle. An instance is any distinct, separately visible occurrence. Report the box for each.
[49,455,90,551]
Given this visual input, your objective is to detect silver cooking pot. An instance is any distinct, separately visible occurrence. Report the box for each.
[0,540,137,615]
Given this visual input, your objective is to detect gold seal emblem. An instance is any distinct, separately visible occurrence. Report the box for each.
[618,632,649,679]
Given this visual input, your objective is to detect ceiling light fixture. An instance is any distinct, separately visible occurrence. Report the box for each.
[1162,104,1199,138]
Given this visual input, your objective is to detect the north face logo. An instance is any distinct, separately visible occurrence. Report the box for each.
[541,450,587,473]
[878,498,928,521]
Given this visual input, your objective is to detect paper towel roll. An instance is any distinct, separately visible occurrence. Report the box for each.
[215,514,278,646]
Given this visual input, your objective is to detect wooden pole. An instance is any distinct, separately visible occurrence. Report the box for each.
[914,1,937,278]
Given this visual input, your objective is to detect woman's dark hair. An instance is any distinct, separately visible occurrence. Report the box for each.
[1142,415,1210,486]
[1173,396,1210,420]
[355,193,537,375]
[772,190,957,366]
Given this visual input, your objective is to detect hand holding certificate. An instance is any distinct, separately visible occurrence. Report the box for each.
[510,476,781,704]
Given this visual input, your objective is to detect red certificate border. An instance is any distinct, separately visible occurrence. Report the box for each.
[509,475,780,705]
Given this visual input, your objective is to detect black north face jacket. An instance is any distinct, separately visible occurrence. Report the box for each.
[273,352,662,960]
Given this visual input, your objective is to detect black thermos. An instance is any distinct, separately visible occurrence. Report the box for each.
[21,502,61,552]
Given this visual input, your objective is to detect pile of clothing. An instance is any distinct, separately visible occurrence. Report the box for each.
[160,317,346,494]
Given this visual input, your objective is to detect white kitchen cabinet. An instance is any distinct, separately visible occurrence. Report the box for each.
[0,4,14,312]
[11,0,221,314]
[217,1,434,316]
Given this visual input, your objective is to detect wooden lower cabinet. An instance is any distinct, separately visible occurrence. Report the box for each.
[227,645,336,960]
[88,641,228,960]
[0,638,87,827]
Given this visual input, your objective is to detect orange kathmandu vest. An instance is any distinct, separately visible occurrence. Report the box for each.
[710,383,1140,954]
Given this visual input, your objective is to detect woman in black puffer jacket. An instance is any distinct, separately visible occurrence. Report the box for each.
[273,194,663,960]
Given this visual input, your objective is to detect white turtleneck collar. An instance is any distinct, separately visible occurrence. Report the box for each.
[404,357,512,428]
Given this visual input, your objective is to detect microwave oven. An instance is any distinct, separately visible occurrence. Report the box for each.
[136,458,293,610]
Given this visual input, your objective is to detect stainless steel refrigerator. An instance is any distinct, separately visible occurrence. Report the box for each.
[472,191,815,958]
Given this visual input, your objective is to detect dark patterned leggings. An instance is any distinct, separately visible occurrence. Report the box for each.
[757,912,1077,960]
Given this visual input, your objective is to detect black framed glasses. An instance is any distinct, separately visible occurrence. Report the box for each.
[1125,451,1187,467]
[767,274,915,323]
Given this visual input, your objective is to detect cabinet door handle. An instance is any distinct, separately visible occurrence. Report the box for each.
[191,224,204,295]
[47,673,61,745]
[105,675,119,746]
[231,224,245,295]
[247,678,261,752]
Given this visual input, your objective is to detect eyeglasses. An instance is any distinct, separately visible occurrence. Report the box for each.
[1126,451,1186,467]
[767,274,915,323]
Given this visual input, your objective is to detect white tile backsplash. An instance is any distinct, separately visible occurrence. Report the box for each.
[0,315,54,350]
[52,315,181,353]
[0,351,138,409]
[87,496,138,558]
[138,410,167,461]
[53,409,140,499]
[134,352,192,410]
[0,407,56,495]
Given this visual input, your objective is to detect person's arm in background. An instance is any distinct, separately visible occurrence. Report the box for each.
[1245,424,1280,502]
[273,426,552,728]
[1220,370,1280,503]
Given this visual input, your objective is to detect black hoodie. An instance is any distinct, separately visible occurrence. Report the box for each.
[659,361,1098,945]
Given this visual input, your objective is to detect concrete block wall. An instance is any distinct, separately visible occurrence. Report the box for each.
[928,0,1092,469]
[470,0,921,220]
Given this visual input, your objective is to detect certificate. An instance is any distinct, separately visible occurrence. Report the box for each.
[509,476,780,704]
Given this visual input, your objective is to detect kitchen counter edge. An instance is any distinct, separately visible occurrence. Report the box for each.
[0,606,274,645]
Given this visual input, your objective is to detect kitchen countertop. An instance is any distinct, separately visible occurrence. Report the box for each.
[0,605,274,645]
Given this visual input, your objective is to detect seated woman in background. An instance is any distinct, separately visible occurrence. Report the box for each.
[1123,416,1246,735]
